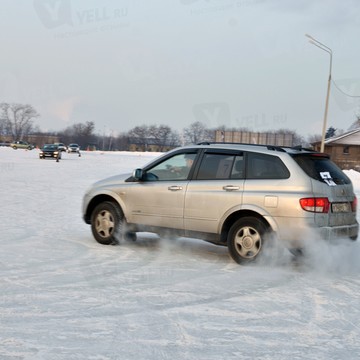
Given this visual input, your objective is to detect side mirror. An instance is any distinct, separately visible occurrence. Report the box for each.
[133,168,143,181]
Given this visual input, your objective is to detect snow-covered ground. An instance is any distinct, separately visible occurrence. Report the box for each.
[1,147,360,360]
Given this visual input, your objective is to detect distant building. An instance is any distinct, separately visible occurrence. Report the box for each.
[215,130,294,147]
[312,128,360,170]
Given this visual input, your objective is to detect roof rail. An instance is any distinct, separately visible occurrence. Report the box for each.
[197,142,287,152]
[196,142,317,153]
[197,141,271,146]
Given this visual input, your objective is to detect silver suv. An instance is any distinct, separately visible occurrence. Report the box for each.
[82,143,358,263]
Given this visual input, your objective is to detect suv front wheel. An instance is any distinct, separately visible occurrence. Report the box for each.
[91,201,123,245]
[227,217,267,264]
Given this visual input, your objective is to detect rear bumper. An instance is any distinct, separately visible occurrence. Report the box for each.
[274,216,359,248]
[319,223,358,240]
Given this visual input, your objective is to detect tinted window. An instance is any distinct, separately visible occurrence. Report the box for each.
[292,155,351,185]
[197,153,245,180]
[44,145,56,150]
[246,153,290,179]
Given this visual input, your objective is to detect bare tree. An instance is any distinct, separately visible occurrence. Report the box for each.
[113,134,130,151]
[0,117,7,137]
[183,121,212,145]
[57,121,96,148]
[348,113,360,130]
[0,103,39,140]
[276,128,304,147]
[128,125,150,150]
[307,133,321,147]
[127,124,180,151]
[149,124,180,151]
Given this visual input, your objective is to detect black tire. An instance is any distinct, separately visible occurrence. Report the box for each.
[227,217,267,264]
[91,201,123,245]
[289,248,304,257]
[124,231,137,242]
[13,146,17,150]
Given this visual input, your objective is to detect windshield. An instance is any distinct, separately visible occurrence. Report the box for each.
[292,154,351,185]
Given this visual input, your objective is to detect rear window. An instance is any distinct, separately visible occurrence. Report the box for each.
[292,155,351,185]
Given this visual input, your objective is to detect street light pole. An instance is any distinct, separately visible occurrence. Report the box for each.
[305,34,332,153]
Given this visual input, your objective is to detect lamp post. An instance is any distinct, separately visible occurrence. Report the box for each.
[305,34,332,153]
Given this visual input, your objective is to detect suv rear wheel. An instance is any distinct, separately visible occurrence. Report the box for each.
[227,217,266,264]
[91,201,123,245]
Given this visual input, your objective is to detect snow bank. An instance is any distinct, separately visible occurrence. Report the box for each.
[1,148,360,360]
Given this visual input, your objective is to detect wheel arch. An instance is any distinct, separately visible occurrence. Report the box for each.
[84,194,124,224]
[219,209,276,244]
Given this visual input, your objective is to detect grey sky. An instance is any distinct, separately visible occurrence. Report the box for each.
[1,0,360,138]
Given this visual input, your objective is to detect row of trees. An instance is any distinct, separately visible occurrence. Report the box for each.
[1,102,338,151]
[56,122,216,151]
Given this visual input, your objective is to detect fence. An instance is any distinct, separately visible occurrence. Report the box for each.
[215,131,294,147]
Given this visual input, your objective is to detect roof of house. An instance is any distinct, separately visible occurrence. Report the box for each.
[323,128,360,146]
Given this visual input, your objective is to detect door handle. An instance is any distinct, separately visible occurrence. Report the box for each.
[223,185,240,191]
[168,185,183,191]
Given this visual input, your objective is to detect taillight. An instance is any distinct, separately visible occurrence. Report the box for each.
[352,197,358,212]
[300,197,330,213]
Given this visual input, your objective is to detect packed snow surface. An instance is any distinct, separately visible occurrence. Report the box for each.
[1,147,360,359]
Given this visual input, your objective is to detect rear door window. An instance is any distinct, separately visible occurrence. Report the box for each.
[196,152,245,180]
[291,155,351,185]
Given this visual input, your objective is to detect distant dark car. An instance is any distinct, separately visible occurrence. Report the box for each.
[39,144,61,162]
[10,140,34,150]
[67,143,81,157]
[54,143,67,152]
